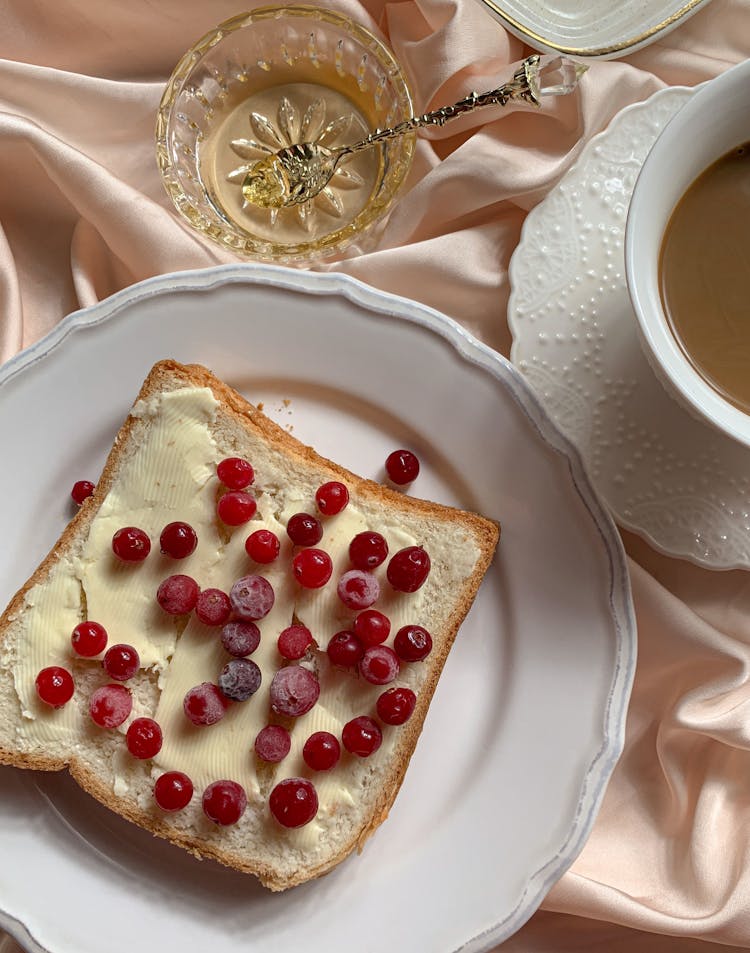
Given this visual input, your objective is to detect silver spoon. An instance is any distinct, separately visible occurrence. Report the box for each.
[240,54,586,210]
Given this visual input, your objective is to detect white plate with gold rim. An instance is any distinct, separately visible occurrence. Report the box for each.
[0,264,634,953]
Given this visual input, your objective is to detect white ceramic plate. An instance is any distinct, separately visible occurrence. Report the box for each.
[508,86,750,570]
[476,0,712,58]
[0,265,635,953]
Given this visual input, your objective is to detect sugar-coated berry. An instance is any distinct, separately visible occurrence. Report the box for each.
[195,588,232,626]
[303,731,341,771]
[157,573,200,614]
[337,569,380,610]
[202,779,247,826]
[183,682,228,726]
[327,630,364,668]
[342,716,382,757]
[254,725,291,763]
[277,624,313,660]
[349,531,388,570]
[385,449,420,485]
[386,546,431,592]
[269,778,319,828]
[217,457,254,490]
[359,645,400,685]
[376,687,417,725]
[112,526,151,562]
[35,666,74,708]
[353,609,390,646]
[71,620,108,657]
[220,620,261,657]
[230,574,274,620]
[126,717,163,759]
[89,684,132,728]
[103,643,140,681]
[217,490,257,526]
[154,771,194,812]
[315,481,349,515]
[292,548,332,588]
[286,512,323,547]
[245,529,280,564]
[269,665,320,717]
[159,521,198,559]
[394,624,433,661]
[71,480,95,505]
[218,658,262,702]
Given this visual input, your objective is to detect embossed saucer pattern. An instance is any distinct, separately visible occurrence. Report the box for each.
[508,86,750,570]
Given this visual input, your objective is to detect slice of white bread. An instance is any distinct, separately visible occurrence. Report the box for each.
[0,359,498,890]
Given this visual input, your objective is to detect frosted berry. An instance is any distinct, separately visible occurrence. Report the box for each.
[217,490,257,526]
[269,665,320,717]
[35,666,74,708]
[359,645,400,685]
[377,687,417,725]
[337,569,380,610]
[154,771,193,812]
[245,529,280,564]
[218,658,262,702]
[315,481,349,515]
[157,573,200,614]
[342,716,382,757]
[254,725,291,763]
[353,609,390,646]
[220,620,261,657]
[230,574,274,620]
[327,630,364,668]
[195,588,232,626]
[292,548,332,588]
[126,717,163,759]
[103,643,140,681]
[394,624,433,662]
[303,731,341,771]
[202,779,247,826]
[217,457,254,490]
[112,526,151,562]
[71,480,95,505]
[277,624,313,660]
[387,546,431,592]
[183,682,228,726]
[71,620,108,657]
[286,512,323,546]
[385,449,420,485]
[89,684,132,728]
[269,778,318,828]
[349,531,388,570]
[159,521,198,559]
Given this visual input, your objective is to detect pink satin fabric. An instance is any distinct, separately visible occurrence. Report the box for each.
[2,1,750,950]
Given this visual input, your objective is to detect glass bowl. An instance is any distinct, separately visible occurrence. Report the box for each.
[155,6,415,263]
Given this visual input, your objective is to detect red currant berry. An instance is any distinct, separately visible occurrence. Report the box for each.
[349,531,388,570]
[229,574,274,620]
[303,731,341,771]
[315,481,349,515]
[359,645,400,685]
[154,771,194,812]
[183,682,228,726]
[277,624,313,660]
[35,666,74,708]
[103,643,140,681]
[342,716,382,757]
[376,687,417,726]
[326,630,364,668]
[269,665,320,717]
[269,778,318,828]
[385,449,420,485]
[394,624,433,661]
[254,725,291,763]
[353,609,391,646]
[217,490,257,526]
[386,546,431,592]
[220,621,261,657]
[71,480,95,505]
[157,574,200,614]
[337,569,380,610]
[112,526,151,562]
[244,529,280,564]
[292,548,333,588]
[218,658,262,702]
[159,521,198,559]
[126,717,163,759]
[89,684,132,728]
[195,588,232,626]
[71,620,108,657]
[202,779,247,826]
[286,512,323,546]
[217,457,254,490]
